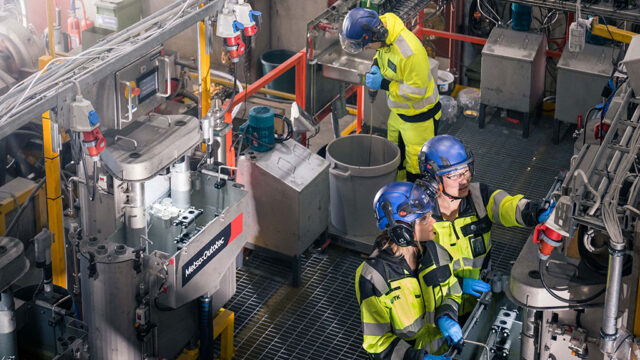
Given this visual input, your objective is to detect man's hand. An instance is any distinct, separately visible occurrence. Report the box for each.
[437,316,463,345]
[423,354,450,360]
[366,65,383,90]
[537,201,556,223]
[462,278,491,297]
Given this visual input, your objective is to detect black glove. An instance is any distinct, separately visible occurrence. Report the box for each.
[521,200,543,227]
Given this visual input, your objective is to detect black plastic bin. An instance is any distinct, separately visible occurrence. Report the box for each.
[260,49,296,98]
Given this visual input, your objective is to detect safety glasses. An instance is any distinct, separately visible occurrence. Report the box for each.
[443,168,471,181]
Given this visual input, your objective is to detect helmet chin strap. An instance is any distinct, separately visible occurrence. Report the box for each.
[442,188,465,200]
[439,177,466,200]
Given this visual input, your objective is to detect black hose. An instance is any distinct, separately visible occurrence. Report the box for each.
[222,63,238,116]
[273,113,293,143]
[3,176,46,237]
[198,295,212,360]
[539,260,606,305]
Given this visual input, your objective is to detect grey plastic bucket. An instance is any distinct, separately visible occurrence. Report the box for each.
[326,135,400,237]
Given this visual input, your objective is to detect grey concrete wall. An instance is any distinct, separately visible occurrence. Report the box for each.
[269,0,326,52]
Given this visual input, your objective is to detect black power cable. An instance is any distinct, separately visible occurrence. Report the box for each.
[538,260,606,305]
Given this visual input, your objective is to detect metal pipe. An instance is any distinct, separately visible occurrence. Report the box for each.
[584,87,632,183]
[171,156,191,209]
[463,339,491,360]
[198,295,212,360]
[600,247,625,355]
[33,228,53,296]
[46,0,55,57]
[125,181,146,242]
[589,126,635,215]
[66,176,85,219]
[0,291,17,358]
[213,124,227,165]
[587,94,639,215]
[67,231,82,314]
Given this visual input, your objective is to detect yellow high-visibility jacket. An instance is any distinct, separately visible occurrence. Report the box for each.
[432,182,535,315]
[374,12,439,117]
[355,242,461,359]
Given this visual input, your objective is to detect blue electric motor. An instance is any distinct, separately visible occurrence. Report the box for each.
[245,106,275,152]
[511,3,532,32]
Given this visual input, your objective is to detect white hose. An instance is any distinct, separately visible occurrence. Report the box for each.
[211,69,243,119]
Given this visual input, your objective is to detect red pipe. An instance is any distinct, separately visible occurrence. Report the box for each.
[414,26,562,58]
[415,26,488,45]
[228,51,306,109]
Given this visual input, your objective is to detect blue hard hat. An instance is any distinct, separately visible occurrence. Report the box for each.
[373,181,435,230]
[418,135,474,177]
[340,8,381,54]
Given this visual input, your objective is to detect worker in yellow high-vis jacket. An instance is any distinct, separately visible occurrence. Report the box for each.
[355,181,462,359]
[418,135,548,318]
[340,8,441,182]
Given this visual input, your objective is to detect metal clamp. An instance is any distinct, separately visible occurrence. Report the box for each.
[115,135,138,150]
[157,56,172,98]
[120,80,138,123]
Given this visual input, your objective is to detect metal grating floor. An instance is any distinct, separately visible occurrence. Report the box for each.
[218,248,368,359]
[219,112,574,359]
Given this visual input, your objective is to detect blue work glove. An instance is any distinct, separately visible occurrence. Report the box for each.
[462,278,491,297]
[423,354,450,360]
[365,65,383,90]
[437,316,463,345]
[537,201,556,223]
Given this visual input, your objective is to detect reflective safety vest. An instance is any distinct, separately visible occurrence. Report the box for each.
[432,182,529,315]
[355,243,461,359]
[375,13,439,117]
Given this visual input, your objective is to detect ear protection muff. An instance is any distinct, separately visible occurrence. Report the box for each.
[381,201,415,247]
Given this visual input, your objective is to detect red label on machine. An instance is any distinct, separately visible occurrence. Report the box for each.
[180,213,243,287]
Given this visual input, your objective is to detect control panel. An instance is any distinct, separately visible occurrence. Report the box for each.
[115,48,175,128]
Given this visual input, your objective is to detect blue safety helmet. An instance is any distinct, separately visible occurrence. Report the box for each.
[418,135,474,178]
[373,181,435,231]
[340,8,386,54]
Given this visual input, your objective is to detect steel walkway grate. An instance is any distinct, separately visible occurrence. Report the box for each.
[217,247,368,359]
[218,115,574,359]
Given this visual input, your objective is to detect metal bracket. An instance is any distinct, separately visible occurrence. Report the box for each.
[157,56,172,98]
[119,80,138,124]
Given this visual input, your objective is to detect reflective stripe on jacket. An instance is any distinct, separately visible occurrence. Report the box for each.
[355,244,460,359]
[432,182,529,314]
[417,241,462,354]
[375,13,438,116]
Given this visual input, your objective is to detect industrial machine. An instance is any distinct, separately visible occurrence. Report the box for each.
[554,44,615,144]
[479,27,547,138]
[237,137,330,285]
[450,37,640,360]
[0,0,264,359]
[72,112,250,359]
[0,7,45,93]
